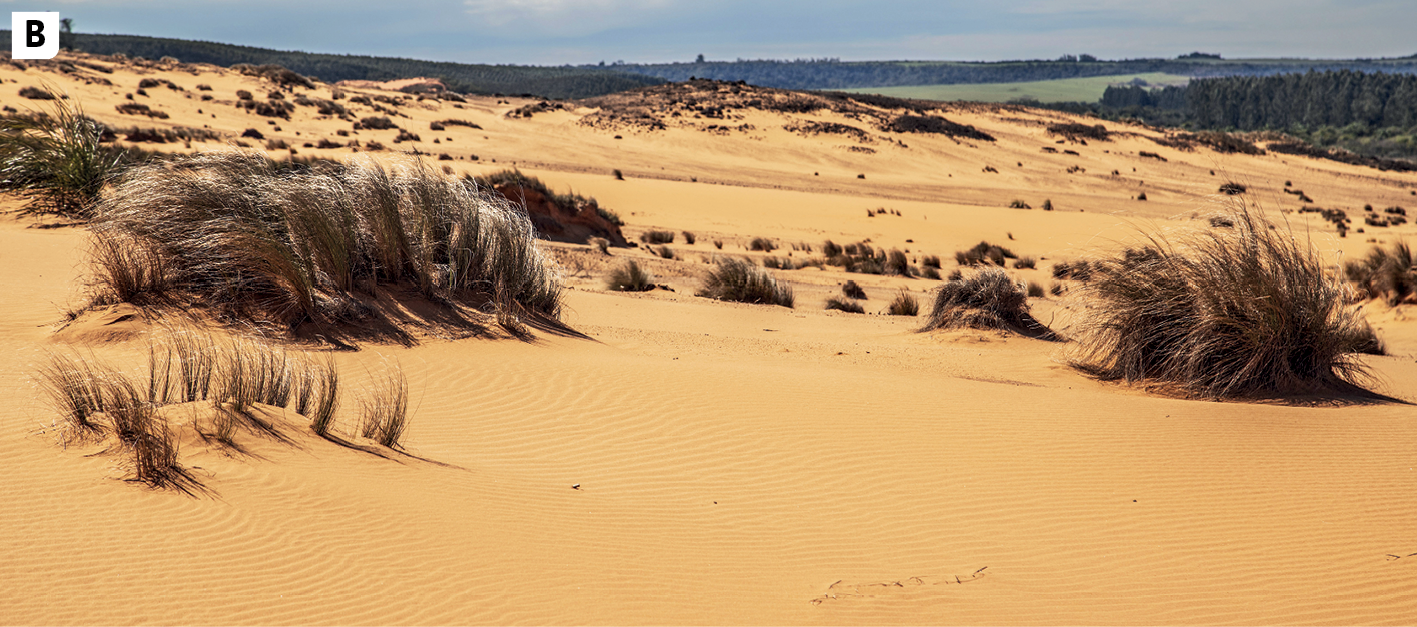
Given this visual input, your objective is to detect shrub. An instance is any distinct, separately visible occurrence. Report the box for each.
[1026,281,1045,298]
[713,240,723,250]
[748,237,776,252]
[613,169,624,180]
[825,296,864,313]
[885,249,912,276]
[697,257,794,308]
[19,85,56,100]
[1345,241,1415,305]
[1137,192,1148,201]
[589,237,610,254]
[921,254,941,269]
[888,290,919,316]
[641,230,674,244]
[921,267,1056,338]
[1219,182,1247,195]
[682,231,696,245]
[1008,199,1031,209]
[360,116,397,130]
[429,121,446,131]
[0,90,123,217]
[88,152,562,331]
[822,240,843,258]
[842,280,866,299]
[922,266,941,280]
[606,259,654,291]
[1042,199,1054,211]
[1014,256,1036,269]
[955,241,1016,266]
[436,119,482,129]
[393,130,420,143]
[1069,204,1381,398]
[656,245,675,259]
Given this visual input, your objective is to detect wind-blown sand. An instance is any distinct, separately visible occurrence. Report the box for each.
[2,53,1416,625]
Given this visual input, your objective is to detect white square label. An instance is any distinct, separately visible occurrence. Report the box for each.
[12,12,59,60]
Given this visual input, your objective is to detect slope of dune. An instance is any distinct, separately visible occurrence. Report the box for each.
[2,52,1416,625]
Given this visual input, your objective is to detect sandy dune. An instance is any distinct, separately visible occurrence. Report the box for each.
[1,53,1416,625]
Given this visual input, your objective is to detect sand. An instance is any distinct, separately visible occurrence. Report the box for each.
[1,53,1416,625]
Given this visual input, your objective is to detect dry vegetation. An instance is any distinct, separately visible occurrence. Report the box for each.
[1068,205,1382,398]
[87,151,562,335]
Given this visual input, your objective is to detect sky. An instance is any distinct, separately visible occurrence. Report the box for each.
[14,0,1417,65]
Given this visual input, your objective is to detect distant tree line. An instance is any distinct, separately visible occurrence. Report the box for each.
[599,56,1417,91]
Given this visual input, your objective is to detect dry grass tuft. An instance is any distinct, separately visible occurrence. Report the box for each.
[1069,204,1381,398]
[888,290,919,316]
[921,267,1055,338]
[0,87,125,217]
[605,259,655,291]
[698,257,794,308]
[359,363,410,448]
[825,296,864,313]
[88,151,561,332]
[1345,240,1416,305]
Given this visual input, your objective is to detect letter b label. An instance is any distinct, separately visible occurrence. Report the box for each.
[12,12,59,60]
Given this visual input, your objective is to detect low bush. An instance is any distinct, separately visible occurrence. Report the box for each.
[842,280,866,299]
[1345,240,1415,305]
[920,267,1055,338]
[606,259,654,291]
[88,152,562,330]
[641,230,674,244]
[825,296,864,313]
[955,241,1017,266]
[1070,204,1382,398]
[697,257,794,307]
[748,237,776,252]
[888,290,919,316]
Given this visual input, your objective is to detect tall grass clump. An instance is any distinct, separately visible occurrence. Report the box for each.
[1345,241,1415,305]
[697,257,794,308]
[89,152,562,331]
[359,364,409,448]
[921,267,1055,338]
[0,88,124,217]
[605,259,654,291]
[1069,204,1380,398]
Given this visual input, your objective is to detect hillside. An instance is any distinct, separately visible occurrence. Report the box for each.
[1,51,1416,625]
[0,30,665,99]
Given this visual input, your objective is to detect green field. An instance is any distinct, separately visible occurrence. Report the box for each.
[841,72,1192,103]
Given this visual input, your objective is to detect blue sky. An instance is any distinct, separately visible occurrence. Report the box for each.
[16,0,1417,65]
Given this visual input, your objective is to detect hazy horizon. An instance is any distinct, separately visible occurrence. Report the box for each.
[13,0,1417,66]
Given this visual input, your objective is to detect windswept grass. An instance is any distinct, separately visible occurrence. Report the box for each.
[921,267,1055,338]
[697,257,794,308]
[89,151,562,332]
[36,352,110,440]
[0,87,125,217]
[1070,204,1380,398]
